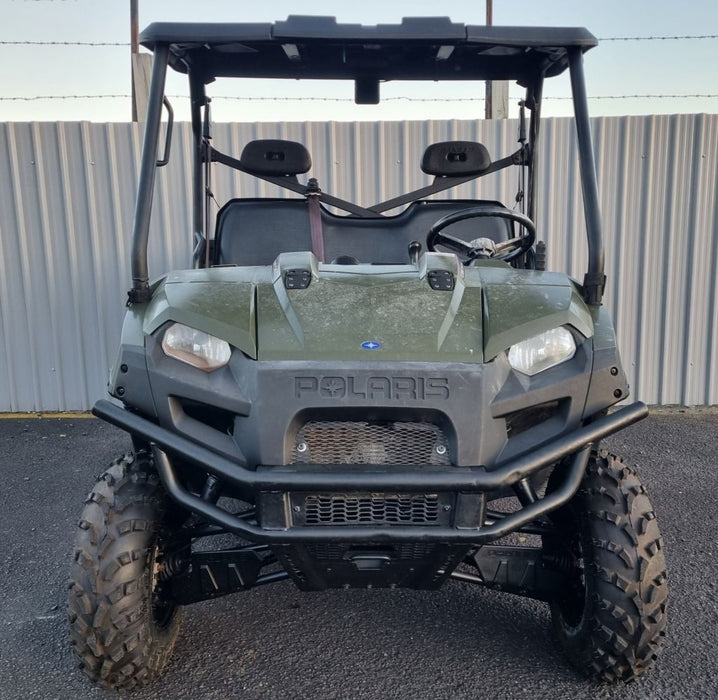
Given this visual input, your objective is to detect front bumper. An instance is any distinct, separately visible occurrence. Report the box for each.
[93,399,647,544]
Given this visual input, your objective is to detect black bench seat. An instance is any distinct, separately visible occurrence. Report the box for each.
[215,198,513,266]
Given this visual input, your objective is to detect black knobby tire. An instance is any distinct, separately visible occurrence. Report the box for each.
[545,450,668,682]
[67,452,184,689]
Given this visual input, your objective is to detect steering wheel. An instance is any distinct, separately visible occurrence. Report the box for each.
[426,205,536,263]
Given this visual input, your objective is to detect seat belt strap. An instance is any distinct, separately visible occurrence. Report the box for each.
[307,178,325,262]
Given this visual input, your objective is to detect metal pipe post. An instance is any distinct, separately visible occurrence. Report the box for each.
[189,74,205,257]
[129,43,169,304]
[526,77,543,226]
[568,48,605,305]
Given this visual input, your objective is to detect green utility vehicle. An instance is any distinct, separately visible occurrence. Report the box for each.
[68,16,667,688]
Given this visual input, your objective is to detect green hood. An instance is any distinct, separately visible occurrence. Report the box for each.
[143,253,593,364]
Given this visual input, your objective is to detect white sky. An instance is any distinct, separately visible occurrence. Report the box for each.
[1,0,717,122]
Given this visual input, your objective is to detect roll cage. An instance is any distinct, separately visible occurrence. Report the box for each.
[129,16,604,306]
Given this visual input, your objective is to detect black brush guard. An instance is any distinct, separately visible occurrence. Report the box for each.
[93,399,647,545]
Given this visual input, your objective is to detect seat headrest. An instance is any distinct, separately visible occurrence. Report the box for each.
[421,141,491,177]
[240,139,312,176]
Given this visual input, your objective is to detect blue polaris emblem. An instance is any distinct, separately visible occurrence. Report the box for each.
[361,340,382,350]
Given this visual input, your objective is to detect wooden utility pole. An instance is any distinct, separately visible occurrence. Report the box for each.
[485,0,493,120]
[131,0,139,121]
[485,0,509,120]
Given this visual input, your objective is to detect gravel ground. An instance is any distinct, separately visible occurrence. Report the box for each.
[1,410,717,699]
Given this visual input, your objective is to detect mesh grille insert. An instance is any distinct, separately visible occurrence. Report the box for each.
[303,493,441,526]
[292,420,450,466]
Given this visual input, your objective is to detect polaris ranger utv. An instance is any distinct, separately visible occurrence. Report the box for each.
[68,16,667,688]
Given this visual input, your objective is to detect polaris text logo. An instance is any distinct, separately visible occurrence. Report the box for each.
[294,376,450,400]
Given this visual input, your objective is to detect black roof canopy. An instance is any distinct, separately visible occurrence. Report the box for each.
[139,16,597,86]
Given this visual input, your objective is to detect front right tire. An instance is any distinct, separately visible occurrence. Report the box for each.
[68,452,183,689]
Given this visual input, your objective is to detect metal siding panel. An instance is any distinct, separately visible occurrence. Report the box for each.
[9,122,56,410]
[633,116,666,404]
[701,118,718,405]
[36,123,80,409]
[54,122,90,408]
[680,114,718,405]
[0,124,34,410]
[0,115,716,410]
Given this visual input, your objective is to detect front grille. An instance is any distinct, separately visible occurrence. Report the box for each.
[303,492,442,526]
[292,420,450,466]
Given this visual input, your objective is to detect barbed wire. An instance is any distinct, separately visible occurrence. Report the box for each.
[1,93,717,103]
[0,40,128,46]
[598,34,718,41]
[0,94,130,101]
[546,94,718,100]
[1,34,717,47]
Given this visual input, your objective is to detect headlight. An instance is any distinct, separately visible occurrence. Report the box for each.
[508,327,576,376]
[161,323,231,371]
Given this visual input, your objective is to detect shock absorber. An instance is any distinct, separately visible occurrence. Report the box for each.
[157,546,191,581]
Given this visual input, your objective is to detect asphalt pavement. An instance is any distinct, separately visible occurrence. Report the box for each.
[1,410,717,699]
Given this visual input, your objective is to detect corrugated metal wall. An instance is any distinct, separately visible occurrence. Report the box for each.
[0,115,716,411]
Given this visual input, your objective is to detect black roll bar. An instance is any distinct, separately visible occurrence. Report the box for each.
[128,44,169,305]
[189,73,206,264]
[128,42,605,306]
[526,76,543,228]
[568,48,606,306]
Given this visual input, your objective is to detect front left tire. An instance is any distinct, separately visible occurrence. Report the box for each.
[544,450,668,682]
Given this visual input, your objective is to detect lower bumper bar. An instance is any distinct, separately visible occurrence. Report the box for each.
[93,399,648,544]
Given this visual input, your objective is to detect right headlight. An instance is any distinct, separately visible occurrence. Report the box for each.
[161,323,231,372]
[507,326,576,376]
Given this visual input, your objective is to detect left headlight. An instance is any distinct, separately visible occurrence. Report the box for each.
[507,326,576,376]
[161,323,231,372]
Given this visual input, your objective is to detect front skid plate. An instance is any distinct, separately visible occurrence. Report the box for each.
[165,543,568,599]
[272,542,470,591]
